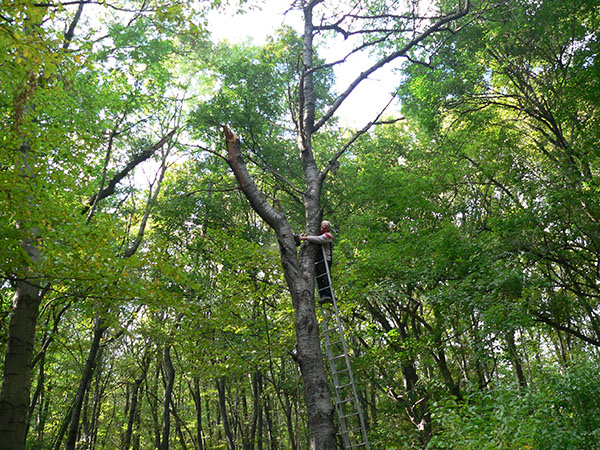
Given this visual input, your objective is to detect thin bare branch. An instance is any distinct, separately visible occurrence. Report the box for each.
[320,93,400,182]
[314,2,471,132]
[122,146,170,258]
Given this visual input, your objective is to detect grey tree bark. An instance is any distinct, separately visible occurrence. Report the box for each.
[0,142,44,450]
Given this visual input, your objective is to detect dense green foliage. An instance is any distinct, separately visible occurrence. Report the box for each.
[1,0,600,448]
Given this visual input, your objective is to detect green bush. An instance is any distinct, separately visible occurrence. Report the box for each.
[426,359,600,450]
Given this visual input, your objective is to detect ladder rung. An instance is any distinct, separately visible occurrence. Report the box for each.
[336,397,357,405]
[340,412,362,422]
[331,353,346,360]
[341,428,363,438]
[335,382,353,389]
[348,442,369,448]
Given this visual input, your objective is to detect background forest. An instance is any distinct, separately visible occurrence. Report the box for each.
[2,0,600,449]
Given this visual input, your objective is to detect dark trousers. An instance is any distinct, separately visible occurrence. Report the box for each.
[315,251,332,300]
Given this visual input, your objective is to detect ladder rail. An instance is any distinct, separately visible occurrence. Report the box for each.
[317,246,371,450]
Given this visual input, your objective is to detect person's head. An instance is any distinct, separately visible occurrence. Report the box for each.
[320,220,331,233]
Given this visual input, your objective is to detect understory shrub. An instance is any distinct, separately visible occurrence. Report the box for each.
[426,358,600,450]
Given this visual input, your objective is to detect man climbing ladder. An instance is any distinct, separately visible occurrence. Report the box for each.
[300,220,371,449]
[299,220,334,304]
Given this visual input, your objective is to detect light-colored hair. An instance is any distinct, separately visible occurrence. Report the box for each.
[321,220,331,232]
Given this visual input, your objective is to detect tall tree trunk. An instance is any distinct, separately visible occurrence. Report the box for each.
[27,300,70,443]
[124,365,149,450]
[505,331,527,389]
[52,405,73,450]
[253,373,263,450]
[263,395,276,450]
[88,348,108,450]
[216,378,235,450]
[0,273,42,450]
[133,380,143,450]
[222,126,335,450]
[206,393,213,446]
[160,346,175,450]
[38,384,52,445]
[0,3,84,442]
[26,347,45,441]
[431,345,462,401]
[0,146,42,449]
[283,395,296,450]
[65,315,107,450]
[191,377,205,450]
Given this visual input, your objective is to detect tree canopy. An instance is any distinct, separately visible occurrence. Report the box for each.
[1,0,600,449]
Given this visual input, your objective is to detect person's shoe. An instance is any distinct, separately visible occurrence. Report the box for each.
[319,296,333,304]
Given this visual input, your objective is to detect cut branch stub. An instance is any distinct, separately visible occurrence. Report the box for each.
[222,124,246,191]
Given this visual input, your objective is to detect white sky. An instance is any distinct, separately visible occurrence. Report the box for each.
[207,2,402,127]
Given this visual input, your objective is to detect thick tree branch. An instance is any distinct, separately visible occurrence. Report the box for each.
[83,128,177,213]
[62,0,84,49]
[534,313,600,347]
[221,125,284,231]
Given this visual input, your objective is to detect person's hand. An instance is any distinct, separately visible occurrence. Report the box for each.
[299,234,307,241]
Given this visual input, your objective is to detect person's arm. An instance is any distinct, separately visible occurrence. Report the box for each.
[299,232,333,244]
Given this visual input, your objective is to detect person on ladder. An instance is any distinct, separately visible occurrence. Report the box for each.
[299,220,334,304]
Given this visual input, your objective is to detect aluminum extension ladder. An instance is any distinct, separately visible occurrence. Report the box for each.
[315,248,371,450]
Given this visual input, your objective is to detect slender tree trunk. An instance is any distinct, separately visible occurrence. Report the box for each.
[133,381,143,450]
[38,384,52,444]
[254,373,263,450]
[216,378,235,450]
[124,367,148,450]
[160,346,175,450]
[206,395,213,445]
[27,300,70,444]
[282,392,296,450]
[52,404,73,450]
[26,349,45,441]
[432,346,462,401]
[240,387,250,450]
[175,419,188,450]
[505,331,527,389]
[91,354,109,450]
[81,385,91,449]
[263,395,275,450]
[191,378,205,450]
[65,315,107,450]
